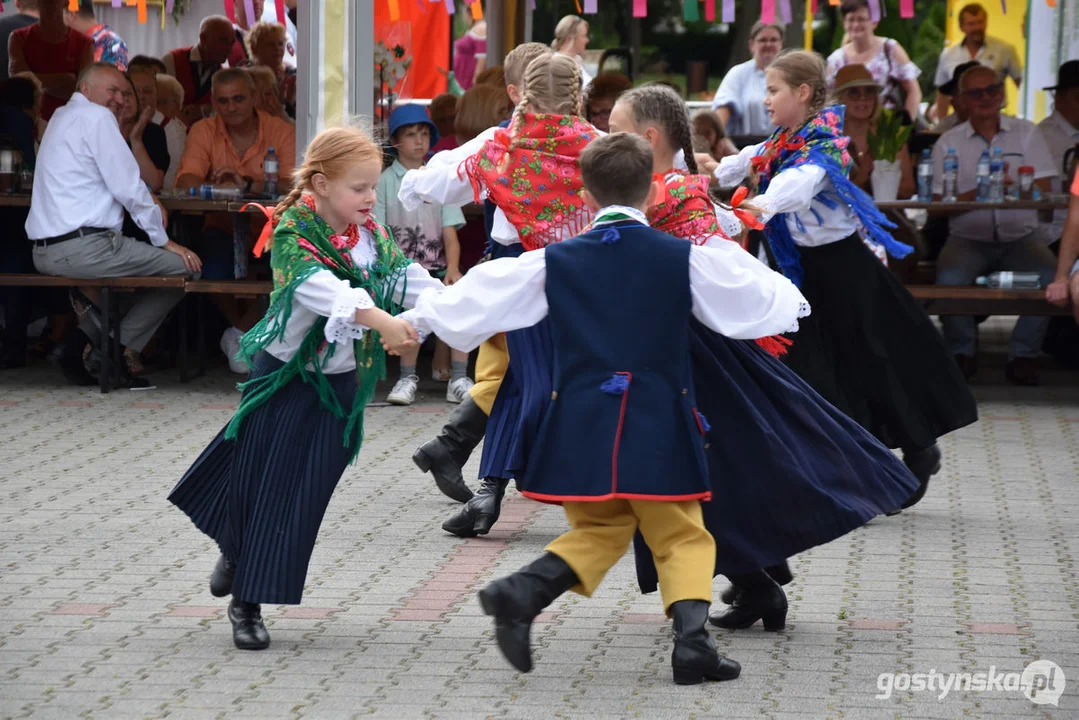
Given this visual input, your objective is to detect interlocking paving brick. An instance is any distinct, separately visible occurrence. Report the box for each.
[2,333,1078,716]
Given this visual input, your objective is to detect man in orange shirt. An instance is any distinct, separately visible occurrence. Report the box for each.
[175,67,295,373]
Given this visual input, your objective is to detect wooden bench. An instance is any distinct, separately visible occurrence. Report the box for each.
[180,280,274,381]
[906,286,1069,317]
[0,273,187,393]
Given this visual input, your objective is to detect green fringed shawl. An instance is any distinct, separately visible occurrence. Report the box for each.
[224,200,411,463]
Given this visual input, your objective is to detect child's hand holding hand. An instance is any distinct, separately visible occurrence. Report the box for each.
[379,318,420,356]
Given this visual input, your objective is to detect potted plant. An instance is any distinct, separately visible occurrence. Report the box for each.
[867,108,913,201]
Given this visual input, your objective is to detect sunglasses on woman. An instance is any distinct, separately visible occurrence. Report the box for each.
[962,83,1004,100]
[843,87,878,101]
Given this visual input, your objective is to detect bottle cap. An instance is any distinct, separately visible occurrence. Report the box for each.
[974,276,988,285]
[188,187,197,196]
[1019,166,1034,173]
[268,147,275,153]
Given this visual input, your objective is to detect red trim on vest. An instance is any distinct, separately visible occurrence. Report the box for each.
[692,408,707,435]
[520,490,713,504]
[609,371,632,495]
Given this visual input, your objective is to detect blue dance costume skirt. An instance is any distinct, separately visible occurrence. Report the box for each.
[167,352,358,605]
[633,320,921,592]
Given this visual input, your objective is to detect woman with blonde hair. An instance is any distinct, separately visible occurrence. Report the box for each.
[400,52,600,538]
[168,125,444,651]
[550,14,592,87]
[245,21,296,116]
[831,63,914,199]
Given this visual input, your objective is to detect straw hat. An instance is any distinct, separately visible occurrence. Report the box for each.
[833,64,881,95]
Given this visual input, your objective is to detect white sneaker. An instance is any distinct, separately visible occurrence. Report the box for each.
[446,376,474,404]
[219,327,249,375]
[387,374,419,405]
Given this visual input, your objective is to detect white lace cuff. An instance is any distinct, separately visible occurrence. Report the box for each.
[396,309,431,344]
[715,206,745,240]
[783,300,812,335]
[324,286,375,345]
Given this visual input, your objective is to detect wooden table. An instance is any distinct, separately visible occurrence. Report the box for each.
[875,198,1069,212]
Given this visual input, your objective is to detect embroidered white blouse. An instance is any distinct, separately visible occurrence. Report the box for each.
[263,226,445,374]
[400,211,808,352]
[715,143,858,248]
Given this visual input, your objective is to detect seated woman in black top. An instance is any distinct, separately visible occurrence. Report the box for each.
[119,73,170,245]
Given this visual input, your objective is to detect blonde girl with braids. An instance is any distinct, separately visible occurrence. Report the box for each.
[400,52,601,539]
[714,49,977,520]
[168,126,443,652]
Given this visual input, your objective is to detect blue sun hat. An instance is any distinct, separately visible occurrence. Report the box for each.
[388,104,439,148]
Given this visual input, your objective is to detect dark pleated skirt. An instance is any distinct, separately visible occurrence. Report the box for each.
[633,320,923,591]
[167,352,357,605]
[782,233,978,451]
[477,317,554,480]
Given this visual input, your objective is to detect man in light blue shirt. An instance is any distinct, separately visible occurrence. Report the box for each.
[711,22,783,138]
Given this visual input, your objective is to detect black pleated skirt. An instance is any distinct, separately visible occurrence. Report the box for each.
[167,352,357,605]
[633,321,922,591]
[782,234,978,451]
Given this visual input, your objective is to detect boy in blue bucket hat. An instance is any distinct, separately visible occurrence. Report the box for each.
[375,104,471,406]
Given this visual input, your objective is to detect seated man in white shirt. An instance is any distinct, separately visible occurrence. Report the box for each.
[1037,61,1079,246]
[27,63,202,386]
[931,66,1057,386]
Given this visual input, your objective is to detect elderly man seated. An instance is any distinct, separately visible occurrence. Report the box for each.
[27,63,201,386]
[161,15,235,127]
[175,67,294,373]
[932,65,1058,386]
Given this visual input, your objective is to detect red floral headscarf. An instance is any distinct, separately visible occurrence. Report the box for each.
[461,113,597,251]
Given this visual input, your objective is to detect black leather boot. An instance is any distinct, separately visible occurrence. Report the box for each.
[57,328,96,387]
[441,477,508,538]
[413,396,488,503]
[709,570,788,631]
[477,552,578,673]
[719,561,793,605]
[670,600,742,685]
[898,443,942,510]
[209,554,236,598]
[228,599,270,650]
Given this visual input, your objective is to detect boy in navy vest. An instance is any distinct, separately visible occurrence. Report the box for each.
[386,133,807,684]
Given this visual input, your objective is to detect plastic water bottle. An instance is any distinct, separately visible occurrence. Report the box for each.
[975,150,991,202]
[989,148,1005,203]
[942,148,959,202]
[263,147,280,197]
[917,149,934,202]
[975,271,1042,289]
[189,184,243,200]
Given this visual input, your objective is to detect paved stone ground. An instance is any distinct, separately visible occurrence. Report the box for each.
[1,321,1078,719]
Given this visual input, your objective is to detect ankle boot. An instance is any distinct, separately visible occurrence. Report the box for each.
[228,599,270,650]
[413,396,488,503]
[719,561,793,605]
[209,553,236,597]
[57,328,96,386]
[670,600,741,685]
[709,570,788,631]
[477,552,578,673]
[899,443,941,510]
[441,477,508,538]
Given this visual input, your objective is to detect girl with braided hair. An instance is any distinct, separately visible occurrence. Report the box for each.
[715,50,976,527]
[399,52,600,538]
[168,126,443,651]
[612,84,927,632]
